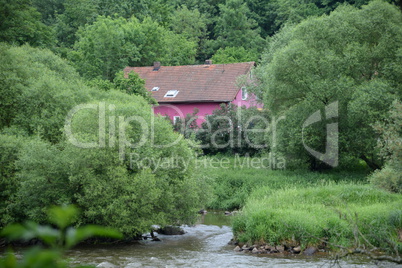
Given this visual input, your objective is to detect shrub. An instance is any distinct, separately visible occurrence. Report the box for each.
[370,100,402,193]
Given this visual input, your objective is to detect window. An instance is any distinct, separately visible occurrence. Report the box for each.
[151,87,159,91]
[241,87,248,100]
[173,116,181,124]
[164,90,179,97]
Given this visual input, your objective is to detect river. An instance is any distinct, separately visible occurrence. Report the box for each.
[64,211,399,268]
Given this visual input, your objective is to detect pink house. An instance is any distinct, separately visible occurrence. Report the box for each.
[124,61,262,125]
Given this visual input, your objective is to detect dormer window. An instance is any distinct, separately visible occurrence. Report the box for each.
[152,87,159,91]
[241,87,248,100]
[164,90,179,98]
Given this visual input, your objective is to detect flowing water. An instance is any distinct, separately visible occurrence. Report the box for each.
[64,212,398,268]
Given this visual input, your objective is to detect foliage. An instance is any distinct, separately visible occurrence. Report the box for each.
[172,108,200,139]
[196,104,266,155]
[0,45,206,238]
[0,44,91,143]
[211,46,258,64]
[232,183,402,252]
[169,6,209,60]
[4,0,402,66]
[201,157,367,210]
[54,0,99,48]
[0,0,55,47]
[214,0,265,52]
[0,205,122,268]
[7,90,203,237]
[32,0,65,25]
[113,71,156,104]
[70,16,196,80]
[0,135,28,228]
[97,0,173,25]
[370,100,402,193]
[68,16,139,81]
[255,0,402,170]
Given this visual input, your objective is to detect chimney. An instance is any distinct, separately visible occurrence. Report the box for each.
[153,61,161,71]
[205,59,212,65]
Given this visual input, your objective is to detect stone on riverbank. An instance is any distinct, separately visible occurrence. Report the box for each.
[303,247,317,256]
[292,246,301,254]
[252,247,260,254]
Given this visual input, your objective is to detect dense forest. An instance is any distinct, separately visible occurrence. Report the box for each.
[0,0,401,81]
[0,0,402,266]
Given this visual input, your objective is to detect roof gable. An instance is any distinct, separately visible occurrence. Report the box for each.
[124,62,254,103]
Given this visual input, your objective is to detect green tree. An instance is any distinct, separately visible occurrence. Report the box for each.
[370,100,402,193]
[0,0,55,47]
[214,0,265,51]
[0,44,91,143]
[170,0,225,18]
[0,43,29,129]
[69,16,139,80]
[169,6,209,60]
[0,135,28,228]
[113,71,156,104]
[54,0,99,48]
[0,45,205,236]
[70,16,196,80]
[32,0,65,25]
[196,104,264,155]
[255,1,402,169]
[211,46,258,63]
[13,92,202,235]
[97,0,173,25]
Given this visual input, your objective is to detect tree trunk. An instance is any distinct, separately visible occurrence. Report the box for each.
[360,154,380,170]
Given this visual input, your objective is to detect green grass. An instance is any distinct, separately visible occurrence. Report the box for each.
[197,156,368,210]
[232,184,402,252]
[197,156,402,253]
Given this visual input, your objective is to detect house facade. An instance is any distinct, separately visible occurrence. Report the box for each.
[124,61,261,125]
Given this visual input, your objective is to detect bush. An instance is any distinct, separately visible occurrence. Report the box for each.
[0,44,206,238]
[11,91,203,237]
[0,44,91,143]
[370,100,402,193]
[196,104,266,156]
[0,135,29,227]
[370,164,402,193]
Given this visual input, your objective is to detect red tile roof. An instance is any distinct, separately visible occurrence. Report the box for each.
[124,62,255,103]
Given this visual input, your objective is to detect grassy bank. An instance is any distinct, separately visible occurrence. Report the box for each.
[198,156,402,253]
[232,184,402,252]
[198,155,368,210]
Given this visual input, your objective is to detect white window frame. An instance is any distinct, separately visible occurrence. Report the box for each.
[164,90,179,98]
[173,116,181,124]
[151,87,159,91]
[241,87,248,100]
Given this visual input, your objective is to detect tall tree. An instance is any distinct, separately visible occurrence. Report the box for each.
[54,0,99,48]
[214,0,265,51]
[255,0,402,170]
[169,6,209,60]
[32,0,65,25]
[0,0,55,47]
[97,0,173,25]
[70,16,196,80]
[211,46,258,63]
